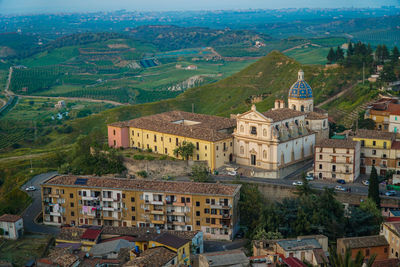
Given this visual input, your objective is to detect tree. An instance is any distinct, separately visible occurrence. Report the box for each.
[335,46,345,62]
[327,47,336,64]
[392,46,400,64]
[191,165,211,183]
[253,228,283,240]
[368,165,380,208]
[173,141,195,160]
[329,247,376,267]
[347,42,354,57]
[380,63,397,83]
[294,173,315,197]
[238,183,265,237]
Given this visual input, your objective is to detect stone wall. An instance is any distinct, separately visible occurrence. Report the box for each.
[124,158,207,178]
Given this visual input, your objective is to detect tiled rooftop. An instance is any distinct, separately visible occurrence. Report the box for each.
[56,227,87,242]
[306,111,328,120]
[44,175,241,196]
[0,214,22,223]
[338,235,388,249]
[277,238,321,251]
[153,232,188,249]
[109,110,235,142]
[262,108,305,122]
[123,246,176,267]
[316,138,358,149]
[352,129,395,141]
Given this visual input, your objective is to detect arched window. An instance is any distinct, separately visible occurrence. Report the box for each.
[240,146,244,154]
[319,173,322,179]
[263,150,267,159]
[292,105,296,110]
[240,125,244,132]
[263,129,267,137]
[301,105,305,112]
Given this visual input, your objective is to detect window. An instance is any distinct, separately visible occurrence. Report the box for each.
[147,144,149,149]
[301,105,304,112]
[113,129,116,135]
[361,140,365,147]
[70,193,73,198]
[130,197,135,202]
[384,247,388,253]
[71,211,75,216]
[383,154,387,158]
[165,148,168,154]
[323,120,326,127]
[131,206,135,211]
[206,199,210,204]
[132,130,134,135]
[147,134,149,139]
[372,150,376,155]
[154,146,157,152]
[196,211,200,216]
[196,201,200,207]
[206,218,210,223]
[204,209,210,214]
[154,135,157,142]
[137,133,139,137]
[251,126,257,135]
[332,165,336,172]
[196,142,199,150]
[319,154,322,160]
[373,141,376,146]
[186,197,190,203]
[372,159,376,165]
[176,138,179,146]
[122,194,125,199]
[366,249,370,256]
[132,216,135,221]
[205,145,207,150]
[211,218,216,224]
[216,146,219,151]
[319,164,322,170]
[113,140,116,146]
[197,154,199,160]
[384,142,387,149]
[230,142,232,147]
[196,221,200,226]
[70,202,74,207]
[263,150,267,159]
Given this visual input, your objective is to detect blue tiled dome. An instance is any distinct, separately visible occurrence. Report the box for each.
[288,70,313,99]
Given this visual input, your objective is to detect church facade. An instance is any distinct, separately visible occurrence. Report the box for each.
[232,70,329,178]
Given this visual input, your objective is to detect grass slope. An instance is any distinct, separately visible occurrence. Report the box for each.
[57,51,360,144]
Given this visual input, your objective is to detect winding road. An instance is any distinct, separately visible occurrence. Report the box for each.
[21,172,60,235]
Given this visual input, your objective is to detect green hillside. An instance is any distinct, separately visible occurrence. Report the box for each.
[58,51,364,143]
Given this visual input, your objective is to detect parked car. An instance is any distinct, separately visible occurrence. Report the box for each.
[228,171,238,176]
[25,186,36,191]
[362,180,369,186]
[305,174,314,181]
[385,190,397,196]
[335,185,346,191]
[337,179,346,184]
[292,181,303,186]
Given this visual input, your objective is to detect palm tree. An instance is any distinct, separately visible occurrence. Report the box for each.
[329,247,376,267]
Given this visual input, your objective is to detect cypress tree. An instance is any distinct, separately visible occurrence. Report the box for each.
[327,47,336,64]
[368,165,380,208]
[335,46,345,62]
[392,46,400,64]
[347,42,354,57]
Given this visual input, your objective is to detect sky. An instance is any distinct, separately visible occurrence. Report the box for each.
[0,0,399,14]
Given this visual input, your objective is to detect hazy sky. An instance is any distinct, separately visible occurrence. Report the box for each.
[0,0,399,14]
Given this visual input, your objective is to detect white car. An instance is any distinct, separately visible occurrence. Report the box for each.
[227,171,238,176]
[335,185,346,191]
[362,180,369,186]
[292,181,303,186]
[25,186,36,192]
[305,174,314,181]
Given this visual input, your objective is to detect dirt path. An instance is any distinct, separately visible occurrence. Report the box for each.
[316,83,356,108]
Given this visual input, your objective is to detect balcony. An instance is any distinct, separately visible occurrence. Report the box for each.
[210,214,223,219]
[49,194,61,198]
[50,211,61,216]
[102,206,114,211]
[151,220,165,224]
[150,200,163,205]
[172,202,185,207]
[82,196,99,201]
[172,221,186,226]
[221,213,231,219]
[151,210,164,215]
[102,197,113,202]
[210,223,223,228]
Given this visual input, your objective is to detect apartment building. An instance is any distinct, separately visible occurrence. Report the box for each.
[314,139,360,182]
[41,175,241,241]
[364,98,399,132]
[351,129,396,176]
[381,221,400,259]
[337,235,389,261]
[108,111,235,171]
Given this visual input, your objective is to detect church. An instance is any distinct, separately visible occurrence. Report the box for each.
[233,70,329,178]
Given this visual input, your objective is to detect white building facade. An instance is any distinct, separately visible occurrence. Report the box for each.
[0,214,23,240]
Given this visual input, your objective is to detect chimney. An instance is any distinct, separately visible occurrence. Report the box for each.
[274,100,280,109]
[280,100,285,109]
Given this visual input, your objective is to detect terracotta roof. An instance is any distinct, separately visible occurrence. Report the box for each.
[306,111,328,120]
[372,258,400,267]
[313,107,328,114]
[81,228,101,241]
[338,235,388,249]
[124,247,176,267]
[387,103,400,115]
[352,129,395,141]
[0,214,22,222]
[316,139,358,149]
[153,232,188,249]
[108,110,235,142]
[383,221,400,235]
[262,108,305,122]
[46,248,79,267]
[313,248,329,265]
[57,227,87,242]
[283,257,307,267]
[44,175,241,197]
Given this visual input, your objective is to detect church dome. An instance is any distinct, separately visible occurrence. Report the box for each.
[288,70,313,99]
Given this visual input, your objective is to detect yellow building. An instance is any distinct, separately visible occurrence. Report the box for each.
[42,175,241,241]
[381,221,400,258]
[55,227,101,252]
[351,129,396,176]
[108,111,236,171]
[149,232,191,265]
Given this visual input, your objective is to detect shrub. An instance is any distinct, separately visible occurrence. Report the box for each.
[133,154,145,160]
[159,155,168,160]
[137,170,148,178]
[146,148,153,153]
[145,155,155,161]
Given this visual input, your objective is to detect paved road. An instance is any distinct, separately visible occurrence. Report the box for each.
[21,172,60,235]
